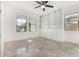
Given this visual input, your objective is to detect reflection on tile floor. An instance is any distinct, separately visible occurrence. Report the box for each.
[4,37,79,57]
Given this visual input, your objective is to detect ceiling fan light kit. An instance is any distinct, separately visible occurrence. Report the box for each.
[35,1,54,11]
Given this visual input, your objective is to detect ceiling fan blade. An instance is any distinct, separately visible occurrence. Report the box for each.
[44,1,48,4]
[35,5,41,8]
[45,5,54,8]
[36,1,42,4]
[43,8,45,11]
[41,1,44,4]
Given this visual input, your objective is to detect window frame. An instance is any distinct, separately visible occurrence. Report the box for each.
[64,12,79,31]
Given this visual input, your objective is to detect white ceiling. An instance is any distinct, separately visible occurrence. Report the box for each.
[4,1,79,15]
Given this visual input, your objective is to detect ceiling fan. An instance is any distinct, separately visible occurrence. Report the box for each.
[35,1,54,11]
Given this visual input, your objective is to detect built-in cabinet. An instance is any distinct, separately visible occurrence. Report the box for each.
[40,8,64,41]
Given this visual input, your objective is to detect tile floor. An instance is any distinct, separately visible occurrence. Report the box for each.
[4,37,79,57]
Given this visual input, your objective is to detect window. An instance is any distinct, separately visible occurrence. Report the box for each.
[40,15,49,29]
[16,16,36,32]
[28,17,36,32]
[16,18,27,32]
[64,13,79,31]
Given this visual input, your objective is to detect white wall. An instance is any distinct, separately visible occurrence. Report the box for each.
[2,2,40,42]
[64,32,79,44]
